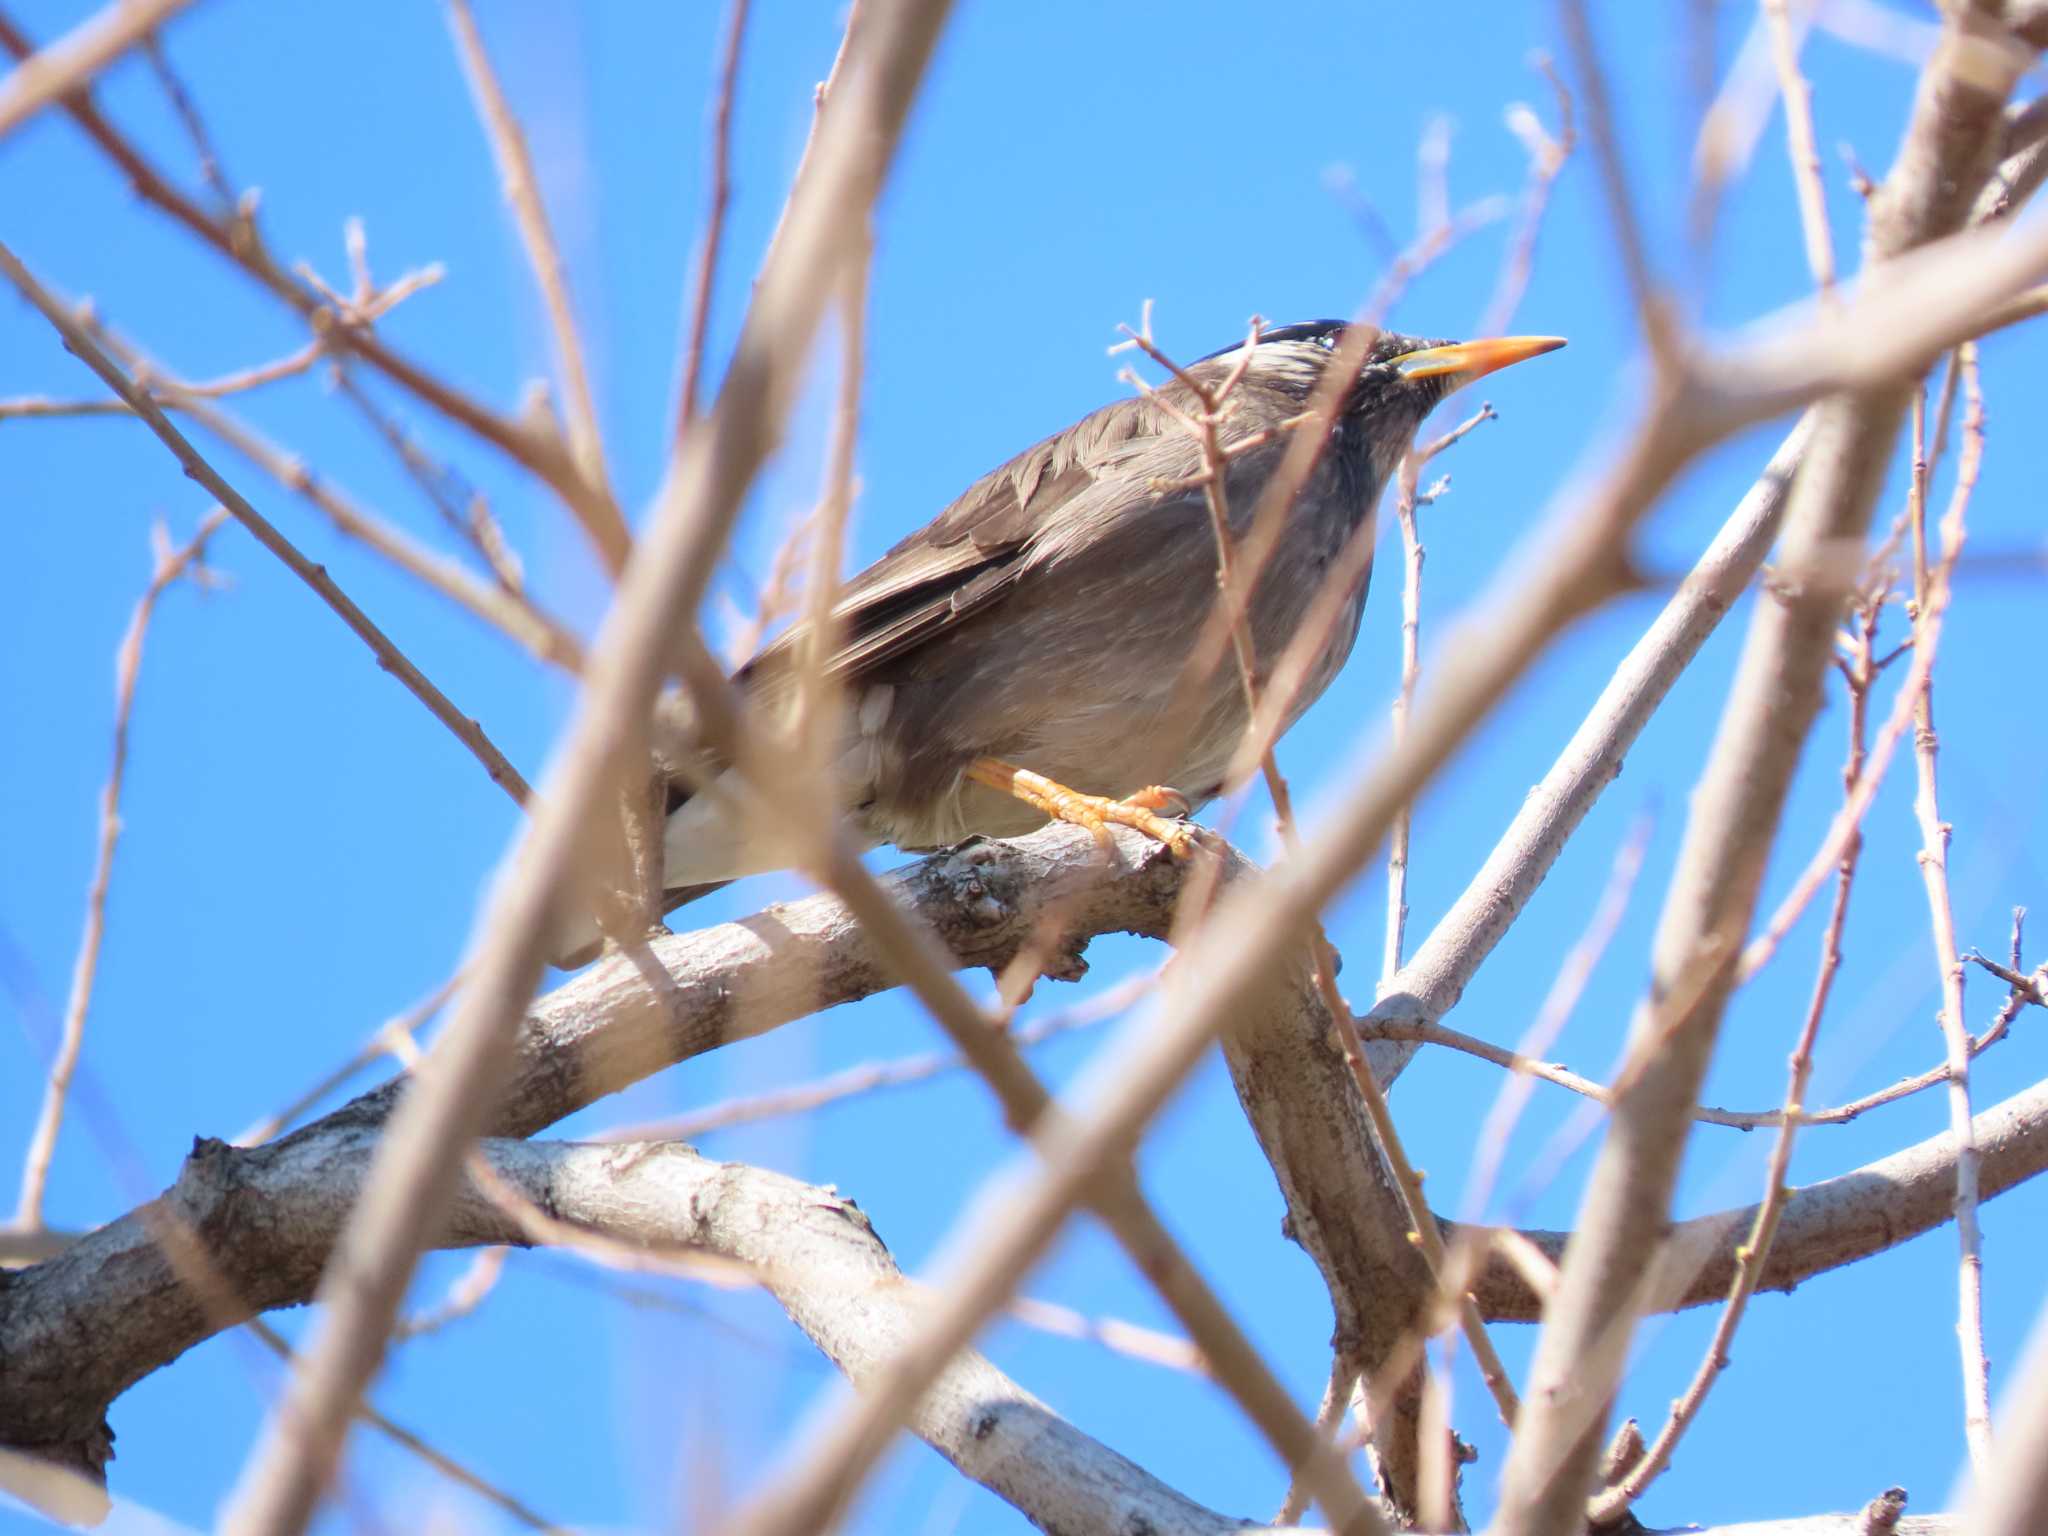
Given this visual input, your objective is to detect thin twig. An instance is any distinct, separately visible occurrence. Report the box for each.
[243,1318,561,1531]
[1910,343,1992,1472]
[791,225,870,796]
[32,279,577,670]
[1384,456,1433,987]
[1761,0,1837,296]
[1376,402,1500,987]
[1365,814,1651,1507]
[14,510,228,1228]
[722,507,812,667]
[1223,401,1495,802]
[1557,0,1677,362]
[0,243,536,808]
[138,30,234,208]
[232,976,465,1147]
[444,0,624,575]
[1458,812,1652,1229]
[182,373,581,672]
[1480,54,1577,338]
[1380,459,1425,986]
[394,1247,508,1340]
[1275,1352,1364,1525]
[333,370,531,599]
[1379,988,2034,1133]
[676,0,751,431]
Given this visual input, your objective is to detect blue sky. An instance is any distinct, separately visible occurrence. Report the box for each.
[5,2,2047,1532]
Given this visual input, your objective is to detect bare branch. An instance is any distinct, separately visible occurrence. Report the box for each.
[78,309,588,673]
[1461,1071,2048,1323]
[243,1319,558,1531]
[0,0,191,142]
[14,510,228,1230]
[1480,55,1577,338]
[676,0,752,431]
[0,244,536,812]
[0,8,603,550]
[1762,0,1838,296]
[445,0,626,575]
[1907,344,1993,1471]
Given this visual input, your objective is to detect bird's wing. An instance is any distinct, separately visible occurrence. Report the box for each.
[739,393,1173,688]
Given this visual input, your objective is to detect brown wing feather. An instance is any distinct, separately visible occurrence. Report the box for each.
[739,391,1169,690]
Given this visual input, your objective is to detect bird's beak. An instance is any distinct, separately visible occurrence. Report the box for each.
[1394,335,1567,386]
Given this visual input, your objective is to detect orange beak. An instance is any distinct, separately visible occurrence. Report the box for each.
[1394,334,1567,386]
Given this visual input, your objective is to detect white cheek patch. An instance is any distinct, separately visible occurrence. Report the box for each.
[857,683,894,738]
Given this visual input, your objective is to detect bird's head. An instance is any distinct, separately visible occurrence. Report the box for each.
[1200,319,1565,451]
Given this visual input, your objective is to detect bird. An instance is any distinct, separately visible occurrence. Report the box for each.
[557,321,1562,964]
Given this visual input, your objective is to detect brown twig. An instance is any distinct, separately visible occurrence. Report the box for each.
[1275,1351,1365,1525]
[1496,8,2030,1516]
[333,370,532,600]
[1364,814,1651,1517]
[1762,0,1838,297]
[0,9,611,566]
[182,373,580,672]
[0,242,536,809]
[1479,54,1577,338]
[243,1318,559,1531]
[13,510,228,1229]
[138,29,233,209]
[790,226,870,794]
[1558,0,1677,363]
[676,0,751,431]
[1223,401,1495,804]
[0,396,132,420]
[0,0,192,142]
[21,271,579,672]
[722,507,811,667]
[4,250,439,411]
[1736,570,1963,989]
[1381,981,2034,1133]
[232,976,465,1148]
[444,0,623,575]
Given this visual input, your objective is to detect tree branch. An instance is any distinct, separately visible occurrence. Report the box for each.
[0,0,191,142]
[1459,1071,2048,1322]
[1493,10,2035,1526]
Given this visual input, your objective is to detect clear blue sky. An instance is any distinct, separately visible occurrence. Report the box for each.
[5,2,2047,1532]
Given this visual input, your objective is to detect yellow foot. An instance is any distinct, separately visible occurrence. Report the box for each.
[966,759,1200,858]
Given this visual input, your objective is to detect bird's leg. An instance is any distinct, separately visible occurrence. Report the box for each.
[965,758,1199,857]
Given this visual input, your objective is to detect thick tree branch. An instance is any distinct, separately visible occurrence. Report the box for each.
[6,814,2043,1522]
[1459,1073,2048,1322]
[2,1134,1306,1536]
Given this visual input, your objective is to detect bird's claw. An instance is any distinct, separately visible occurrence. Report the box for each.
[967,759,1201,860]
